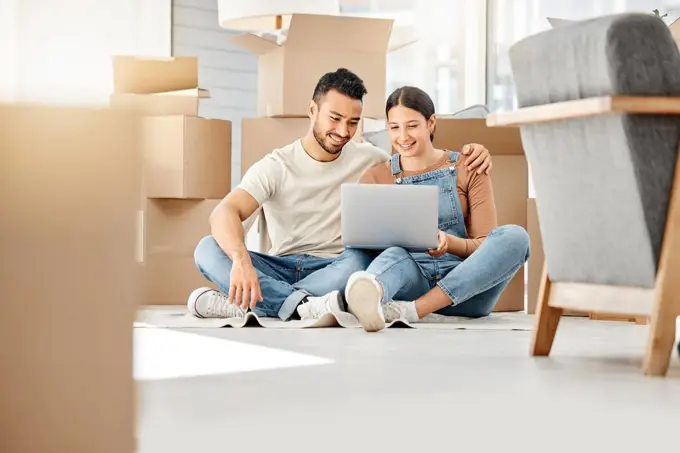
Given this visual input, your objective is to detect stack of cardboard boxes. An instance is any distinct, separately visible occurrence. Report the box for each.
[111,56,231,305]
[232,13,398,182]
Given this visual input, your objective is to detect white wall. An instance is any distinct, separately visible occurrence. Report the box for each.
[172,0,258,188]
[0,0,172,104]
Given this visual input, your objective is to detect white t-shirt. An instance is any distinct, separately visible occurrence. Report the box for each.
[238,139,390,258]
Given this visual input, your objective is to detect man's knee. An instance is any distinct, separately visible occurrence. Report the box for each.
[194,235,230,270]
[381,246,410,260]
[336,248,373,273]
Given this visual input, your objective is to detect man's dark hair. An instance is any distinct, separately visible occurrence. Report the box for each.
[385,86,436,141]
[312,68,367,104]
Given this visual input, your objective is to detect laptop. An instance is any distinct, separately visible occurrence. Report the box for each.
[341,183,439,251]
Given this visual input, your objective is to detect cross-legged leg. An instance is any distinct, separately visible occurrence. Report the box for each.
[191,235,306,319]
[278,248,374,320]
[416,224,530,318]
[345,246,431,331]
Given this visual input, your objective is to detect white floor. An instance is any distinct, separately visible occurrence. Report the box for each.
[135,317,680,453]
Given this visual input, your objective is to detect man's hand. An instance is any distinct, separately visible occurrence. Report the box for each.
[229,259,263,310]
[427,231,449,258]
[461,143,492,175]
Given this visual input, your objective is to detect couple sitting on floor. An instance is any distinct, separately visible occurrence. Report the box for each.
[187,68,530,332]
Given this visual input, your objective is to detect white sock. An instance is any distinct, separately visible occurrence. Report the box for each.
[402,301,420,323]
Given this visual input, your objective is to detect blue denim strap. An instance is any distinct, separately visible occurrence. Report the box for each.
[390,153,402,176]
[448,151,460,163]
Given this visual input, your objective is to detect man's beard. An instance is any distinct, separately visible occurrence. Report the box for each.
[313,124,348,155]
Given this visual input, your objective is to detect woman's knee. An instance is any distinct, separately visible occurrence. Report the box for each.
[491,224,530,262]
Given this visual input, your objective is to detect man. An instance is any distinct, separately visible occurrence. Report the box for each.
[187,68,492,321]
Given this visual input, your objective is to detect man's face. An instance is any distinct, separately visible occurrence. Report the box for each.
[310,89,363,154]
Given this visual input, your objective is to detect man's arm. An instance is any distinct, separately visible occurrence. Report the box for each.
[208,155,282,309]
[209,189,260,264]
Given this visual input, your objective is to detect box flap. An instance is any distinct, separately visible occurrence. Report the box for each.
[670,17,680,42]
[285,14,393,52]
[229,34,280,55]
[153,88,210,99]
[433,118,524,155]
[388,38,419,53]
[113,56,198,94]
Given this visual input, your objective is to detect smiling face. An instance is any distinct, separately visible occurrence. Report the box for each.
[310,89,363,154]
[387,104,435,158]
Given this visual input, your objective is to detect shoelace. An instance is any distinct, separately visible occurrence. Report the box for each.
[382,302,406,321]
[205,292,241,318]
[306,298,330,319]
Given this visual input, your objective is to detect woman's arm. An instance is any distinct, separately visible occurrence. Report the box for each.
[445,169,498,257]
[359,162,391,184]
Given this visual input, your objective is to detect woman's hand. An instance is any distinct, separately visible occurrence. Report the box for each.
[427,231,449,258]
[462,143,492,175]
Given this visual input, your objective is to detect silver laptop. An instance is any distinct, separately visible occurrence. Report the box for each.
[341,183,439,251]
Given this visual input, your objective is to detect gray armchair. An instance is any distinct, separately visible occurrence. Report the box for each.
[488,13,680,376]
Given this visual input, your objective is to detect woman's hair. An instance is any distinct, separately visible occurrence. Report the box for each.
[385,86,436,141]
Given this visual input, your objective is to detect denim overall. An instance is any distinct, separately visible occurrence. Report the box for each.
[365,151,531,317]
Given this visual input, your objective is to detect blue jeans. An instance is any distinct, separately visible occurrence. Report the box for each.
[366,224,530,317]
[194,236,373,320]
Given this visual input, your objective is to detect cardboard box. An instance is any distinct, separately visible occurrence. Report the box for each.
[111,56,209,116]
[433,118,527,312]
[141,199,219,305]
[142,115,232,199]
[0,104,140,452]
[240,116,377,176]
[113,55,200,94]
[230,14,397,119]
[110,88,209,116]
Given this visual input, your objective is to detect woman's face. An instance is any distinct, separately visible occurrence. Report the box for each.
[387,105,434,158]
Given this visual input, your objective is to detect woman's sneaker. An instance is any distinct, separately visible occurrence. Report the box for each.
[187,287,246,319]
[345,271,386,332]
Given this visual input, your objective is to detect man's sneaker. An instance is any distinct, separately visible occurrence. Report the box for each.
[345,271,386,332]
[296,290,344,319]
[187,287,246,319]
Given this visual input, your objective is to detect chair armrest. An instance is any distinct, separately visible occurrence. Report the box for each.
[486,95,680,127]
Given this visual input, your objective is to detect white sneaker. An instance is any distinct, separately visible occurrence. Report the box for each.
[187,287,246,319]
[296,290,344,319]
[345,271,386,332]
[382,301,417,323]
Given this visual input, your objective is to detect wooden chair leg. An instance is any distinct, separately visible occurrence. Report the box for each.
[642,240,680,376]
[531,266,563,356]
[643,314,676,376]
[643,150,680,376]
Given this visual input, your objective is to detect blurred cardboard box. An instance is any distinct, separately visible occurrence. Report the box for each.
[142,115,231,199]
[240,117,381,176]
[113,55,200,94]
[230,14,404,119]
[0,104,140,453]
[111,56,209,116]
[433,118,527,312]
[110,88,209,116]
[141,199,219,305]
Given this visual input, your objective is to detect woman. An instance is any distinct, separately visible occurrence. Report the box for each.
[345,86,530,332]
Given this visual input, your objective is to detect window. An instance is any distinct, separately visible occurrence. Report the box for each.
[340,0,487,113]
